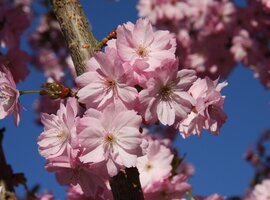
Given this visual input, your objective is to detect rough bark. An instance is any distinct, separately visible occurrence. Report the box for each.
[50,0,98,76]
[50,1,145,199]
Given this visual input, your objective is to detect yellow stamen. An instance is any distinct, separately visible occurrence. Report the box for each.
[136,46,148,58]
[159,85,172,101]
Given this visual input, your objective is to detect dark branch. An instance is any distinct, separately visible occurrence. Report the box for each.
[0,128,17,199]
[110,168,145,200]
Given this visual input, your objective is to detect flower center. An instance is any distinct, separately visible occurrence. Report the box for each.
[136,45,148,58]
[105,133,116,144]
[159,85,172,101]
[0,85,13,103]
[105,79,116,87]
[192,106,198,113]
[104,79,117,92]
[71,166,83,182]
[57,129,69,142]
[144,163,153,171]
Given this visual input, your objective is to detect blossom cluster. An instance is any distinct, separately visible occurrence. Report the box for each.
[0,0,229,198]
[0,0,31,83]
[0,67,21,126]
[29,11,75,82]
[137,0,270,89]
[243,179,270,200]
[76,18,227,137]
[35,18,228,199]
[0,1,32,125]
[1,0,270,199]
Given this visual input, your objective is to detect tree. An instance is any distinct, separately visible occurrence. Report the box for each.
[0,0,270,199]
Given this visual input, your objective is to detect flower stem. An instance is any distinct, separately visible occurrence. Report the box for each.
[19,90,41,95]
[186,192,196,200]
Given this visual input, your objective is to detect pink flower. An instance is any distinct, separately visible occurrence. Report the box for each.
[34,96,62,124]
[116,18,176,72]
[67,184,89,200]
[0,67,21,126]
[0,48,30,83]
[0,5,30,48]
[38,97,79,159]
[176,162,195,178]
[76,47,138,110]
[137,0,188,23]
[78,103,143,177]
[67,184,113,200]
[183,34,236,79]
[230,29,253,62]
[33,49,64,81]
[144,174,192,200]
[136,138,174,191]
[212,0,236,32]
[186,0,215,30]
[252,179,270,200]
[46,148,106,197]
[261,0,270,10]
[36,192,54,200]
[139,59,197,125]
[159,2,188,21]
[137,0,162,23]
[179,77,227,137]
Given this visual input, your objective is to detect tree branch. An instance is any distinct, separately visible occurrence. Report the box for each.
[50,0,98,76]
[0,128,17,200]
[110,167,144,200]
[50,1,145,199]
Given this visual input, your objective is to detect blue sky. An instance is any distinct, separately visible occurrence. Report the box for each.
[2,0,270,199]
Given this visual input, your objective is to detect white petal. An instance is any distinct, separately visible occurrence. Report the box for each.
[157,101,175,125]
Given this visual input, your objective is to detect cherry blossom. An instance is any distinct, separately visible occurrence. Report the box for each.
[4,0,270,199]
[33,49,64,81]
[144,174,192,200]
[136,0,270,89]
[76,47,138,110]
[0,3,30,48]
[36,192,54,200]
[260,0,270,10]
[67,184,93,200]
[139,59,196,125]
[29,12,71,82]
[230,29,253,62]
[252,179,270,200]
[46,148,106,197]
[116,18,176,72]
[179,77,227,137]
[186,0,215,30]
[137,0,162,23]
[38,97,79,159]
[67,184,113,200]
[33,95,62,124]
[0,67,21,126]
[0,48,30,83]
[136,138,173,191]
[78,103,143,177]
